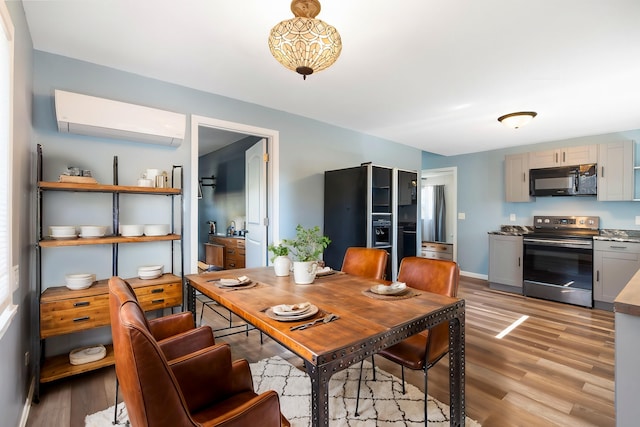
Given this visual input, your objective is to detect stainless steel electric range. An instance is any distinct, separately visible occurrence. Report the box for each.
[523,215,599,308]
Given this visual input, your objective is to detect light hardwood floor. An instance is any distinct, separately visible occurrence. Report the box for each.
[26,276,615,427]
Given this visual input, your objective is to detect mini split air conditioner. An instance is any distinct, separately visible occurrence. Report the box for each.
[54,90,186,146]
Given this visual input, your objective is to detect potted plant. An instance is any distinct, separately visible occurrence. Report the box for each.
[282,225,331,284]
[268,242,291,276]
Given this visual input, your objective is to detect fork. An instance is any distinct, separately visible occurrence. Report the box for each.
[290,313,339,331]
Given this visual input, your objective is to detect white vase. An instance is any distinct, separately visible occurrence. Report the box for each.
[292,261,318,284]
[273,256,292,277]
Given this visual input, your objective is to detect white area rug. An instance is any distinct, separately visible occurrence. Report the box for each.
[85,355,480,427]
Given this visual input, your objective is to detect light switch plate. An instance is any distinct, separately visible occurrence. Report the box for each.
[458,212,466,220]
[510,214,516,221]
[636,216,640,225]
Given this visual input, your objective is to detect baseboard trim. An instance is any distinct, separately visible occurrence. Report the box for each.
[461,270,488,280]
[19,377,34,427]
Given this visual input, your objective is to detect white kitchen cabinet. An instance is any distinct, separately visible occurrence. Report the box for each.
[593,240,640,304]
[597,141,633,201]
[489,234,523,291]
[528,145,597,169]
[505,153,531,202]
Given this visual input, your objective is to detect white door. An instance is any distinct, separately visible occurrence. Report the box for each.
[245,139,268,267]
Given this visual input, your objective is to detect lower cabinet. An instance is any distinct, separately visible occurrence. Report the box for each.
[594,241,640,304]
[39,274,182,384]
[421,241,453,260]
[209,236,246,269]
[488,234,523,291]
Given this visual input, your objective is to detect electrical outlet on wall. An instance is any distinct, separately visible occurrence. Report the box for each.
[509,214,516,222]
[458,212,466,220]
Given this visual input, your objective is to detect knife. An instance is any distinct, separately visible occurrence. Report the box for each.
[290,313,339,331]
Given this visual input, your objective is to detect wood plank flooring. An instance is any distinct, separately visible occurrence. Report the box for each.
[26,276,615,427]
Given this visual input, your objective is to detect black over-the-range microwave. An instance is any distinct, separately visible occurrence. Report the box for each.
[529,163,597,196]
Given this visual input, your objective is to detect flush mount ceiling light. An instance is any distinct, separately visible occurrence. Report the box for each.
[497,111,538,129]
[268,0,342,80]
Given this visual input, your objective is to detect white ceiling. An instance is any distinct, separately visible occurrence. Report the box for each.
[20,0,640,156]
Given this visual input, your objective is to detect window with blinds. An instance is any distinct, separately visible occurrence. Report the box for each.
[0,1,16,338]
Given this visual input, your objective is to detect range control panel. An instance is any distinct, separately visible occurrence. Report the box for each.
[533,215,599,230]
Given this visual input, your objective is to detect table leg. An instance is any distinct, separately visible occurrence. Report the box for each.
[448,302,466,426]
[304,360,330,427]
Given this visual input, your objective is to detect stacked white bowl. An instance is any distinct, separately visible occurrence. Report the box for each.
[143,224,170,236]
[65,273,96,290]
[49,225,77,239]
[79,225,107,238]
[138,265,164,280]
[120,224,144,237]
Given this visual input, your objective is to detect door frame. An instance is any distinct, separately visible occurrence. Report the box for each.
[189,115,280,274]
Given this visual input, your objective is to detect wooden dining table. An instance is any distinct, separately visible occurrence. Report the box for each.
[185,267,465,427]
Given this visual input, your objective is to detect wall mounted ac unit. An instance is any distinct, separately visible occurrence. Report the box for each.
[54,89,186,146]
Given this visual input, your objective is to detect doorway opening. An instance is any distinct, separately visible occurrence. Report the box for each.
[421,167,457,261]
[189,115,280,274]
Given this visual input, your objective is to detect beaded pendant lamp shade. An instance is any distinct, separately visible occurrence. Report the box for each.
[268,0,342,80]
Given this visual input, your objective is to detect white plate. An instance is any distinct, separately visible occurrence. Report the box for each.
[50,233,77,239]
[370,282,408,295]
[218,276,251,286]
[79,233,105,238]
[272,302,312,316]
[315,267,334,276]
[266,304,319,321]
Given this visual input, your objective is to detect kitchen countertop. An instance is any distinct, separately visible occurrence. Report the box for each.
[615,268,640,316]
[488,226,640,243]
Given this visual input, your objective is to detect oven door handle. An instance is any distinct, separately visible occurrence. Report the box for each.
[523,238,593,248]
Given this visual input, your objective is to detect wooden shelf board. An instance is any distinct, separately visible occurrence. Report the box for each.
[39,181,181,195]
[39,234,181,247]
[40,344,115,383]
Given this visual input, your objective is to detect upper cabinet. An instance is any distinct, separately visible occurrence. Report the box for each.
[597,141,634,201]
[505,153,531,202]
[528,144,598,169]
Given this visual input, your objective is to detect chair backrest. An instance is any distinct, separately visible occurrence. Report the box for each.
[109,276,195,427]
[341,247,388,280]
[397,257,459,363]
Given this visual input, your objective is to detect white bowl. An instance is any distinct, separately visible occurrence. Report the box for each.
[120,224,144,237]
[65,273,96,290]
[79,225,107,238]
[138,264,164,273]
[50,225,77,236]
[138,272,162,280]
[144,224,170,236]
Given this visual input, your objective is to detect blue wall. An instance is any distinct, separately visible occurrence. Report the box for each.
[423,131,640,276]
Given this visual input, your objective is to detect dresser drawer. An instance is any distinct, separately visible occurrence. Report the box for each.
[135,282,183,310]
[40,294,110,338]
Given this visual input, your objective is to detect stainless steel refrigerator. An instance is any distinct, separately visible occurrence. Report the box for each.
[324,163,418,281]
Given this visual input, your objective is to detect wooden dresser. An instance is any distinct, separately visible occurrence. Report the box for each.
[421,241,454,260]
[208,236,246,269]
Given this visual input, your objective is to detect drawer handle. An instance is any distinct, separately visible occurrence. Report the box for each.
[152,299,165,304]
[73,301,90,307]
[609,245,627,249]
[228,263,236,267]
[73,316,90,322]
[151,288,164,294]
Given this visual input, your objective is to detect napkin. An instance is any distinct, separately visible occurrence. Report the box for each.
[219,275,250,285]
[273,301,311,315]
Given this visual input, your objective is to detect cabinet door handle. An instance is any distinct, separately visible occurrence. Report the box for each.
[517,257,520,267]
[73,316,90,322]
[596,270,600,282]
[562,151,566,163]
[601,166,604,178]
[609,245,627,249]
[73,301,90,307]
[522,172,526,183]
[152,299,165,304]
[555,152,558,163]
[151,288,164,294]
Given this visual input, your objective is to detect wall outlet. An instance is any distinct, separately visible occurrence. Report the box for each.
[458,212,466,220]
[636,216,640,226]
[509,214,516,222]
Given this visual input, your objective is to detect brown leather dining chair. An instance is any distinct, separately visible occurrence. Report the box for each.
[341,246,388,280]
[355,257,460,425]
[109,276,290,427]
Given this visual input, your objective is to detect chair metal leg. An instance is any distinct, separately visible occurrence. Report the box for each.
[354,360,365,416]
[401,365,406,394]
[113,378,119,425]
[371,355,376,380]
[424,368,428,426]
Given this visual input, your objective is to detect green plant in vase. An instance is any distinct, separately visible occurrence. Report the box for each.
[282,224,331,262]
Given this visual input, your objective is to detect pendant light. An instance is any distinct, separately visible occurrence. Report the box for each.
[268,0,342,80]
